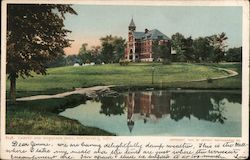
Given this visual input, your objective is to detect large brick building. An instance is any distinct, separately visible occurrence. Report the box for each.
[125,18,171,62]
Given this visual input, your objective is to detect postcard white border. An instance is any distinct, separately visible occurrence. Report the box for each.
[1,0,249,159]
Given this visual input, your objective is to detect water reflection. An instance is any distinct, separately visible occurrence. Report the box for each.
[99,96,125,116]
[98,90,241,133]
[60,90,241,136]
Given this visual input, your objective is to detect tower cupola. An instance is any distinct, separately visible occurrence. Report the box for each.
[129,18,136,31]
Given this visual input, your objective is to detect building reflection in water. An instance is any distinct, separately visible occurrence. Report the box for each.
[125,91,171,132]
[97,90,238,133]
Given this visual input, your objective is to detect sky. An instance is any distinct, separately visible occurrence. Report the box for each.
[64,5,242,55]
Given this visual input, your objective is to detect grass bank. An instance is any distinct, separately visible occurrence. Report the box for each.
[6,63,241,98]
[6,94,114,135]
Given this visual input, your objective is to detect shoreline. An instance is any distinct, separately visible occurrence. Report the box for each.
[6,94,116,135]
[7,86,241,135]
[15,84,242,102]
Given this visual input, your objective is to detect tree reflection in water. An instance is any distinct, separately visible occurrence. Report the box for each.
[99,95,125,116]
[98,90,241,133]
[171,92,229,124]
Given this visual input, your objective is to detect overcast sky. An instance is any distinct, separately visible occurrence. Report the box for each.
[64,5,242,55]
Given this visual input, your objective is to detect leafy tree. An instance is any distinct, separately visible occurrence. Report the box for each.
[193,37,214,62]
[78,43,91,63]
[208,32,228,63]
[182,36,194,62]
[101,43,115,63]
[100,35,126,63]
[65,55,79,66]
[152,40,171,63]
[7,4,77,103]
[89,46,102,64]
[79,52,93,64]
[171,33,186,62]
[90,45,101,57]
[78,43,102,64]
[152,40,161,60]
[46,54,66,68]
[171,33,195,62]
[113,38,126,62]
[225,47,242,62]
[78,43,88,54]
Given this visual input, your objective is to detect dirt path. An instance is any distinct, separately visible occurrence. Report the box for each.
[190,67,238,82]
[17,85,114,101]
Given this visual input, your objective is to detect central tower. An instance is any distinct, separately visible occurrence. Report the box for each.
[127,18,136,61]
[129,18,136,31]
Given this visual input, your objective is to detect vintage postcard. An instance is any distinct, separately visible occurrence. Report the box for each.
[1,0,249,159]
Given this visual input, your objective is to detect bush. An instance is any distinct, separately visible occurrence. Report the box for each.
[119,59,129,66]
[162,59,171,65]
[95,59,102,65]
[207,77,213,83]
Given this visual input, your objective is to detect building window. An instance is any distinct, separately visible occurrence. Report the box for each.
[158,36,163,39]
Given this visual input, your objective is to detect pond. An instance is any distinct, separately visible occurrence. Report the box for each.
[59,90,241,137]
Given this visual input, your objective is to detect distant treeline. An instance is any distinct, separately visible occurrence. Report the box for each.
[47,33,242,68]
[170,32,241,63]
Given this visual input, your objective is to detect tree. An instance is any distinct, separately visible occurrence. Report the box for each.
[182,36,194,62]
[193,37,214,62]
[78,43,102,64]
[7,4,77,103]
[225,47,242,62]
[152,40,171,63]
[101,43,115,63]
[152,40,161,60]
[79,43,88,54]
[100,35,126,63]
[46,54,66,68]
[171,33,195,62]
[208,32,228,63]
[90,46,102,64]
[65,55,79,66]
[78,43,91,63]
[113,37,126,62]
[171,33,186,62]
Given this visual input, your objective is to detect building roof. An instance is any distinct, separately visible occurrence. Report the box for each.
[133,29,170,41]
[133,32,144,39]
[144,29,170,40]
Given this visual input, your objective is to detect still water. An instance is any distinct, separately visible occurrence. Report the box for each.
[60,90,241,137]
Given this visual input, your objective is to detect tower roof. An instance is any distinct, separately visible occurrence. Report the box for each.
[129,18,136,27]
[127,120,134,133]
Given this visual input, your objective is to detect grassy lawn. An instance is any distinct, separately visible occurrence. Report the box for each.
[6,62,241,98]
[158,62,242,90]
[5,62,241,135]
[6,94,114,135]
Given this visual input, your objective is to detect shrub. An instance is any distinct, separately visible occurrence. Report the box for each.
[95,59,102,65]
[119,59,129,66]
[207,77,213,83]
[162,59,171,65]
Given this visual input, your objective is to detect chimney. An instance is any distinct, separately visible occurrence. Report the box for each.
[145,28,149,33]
